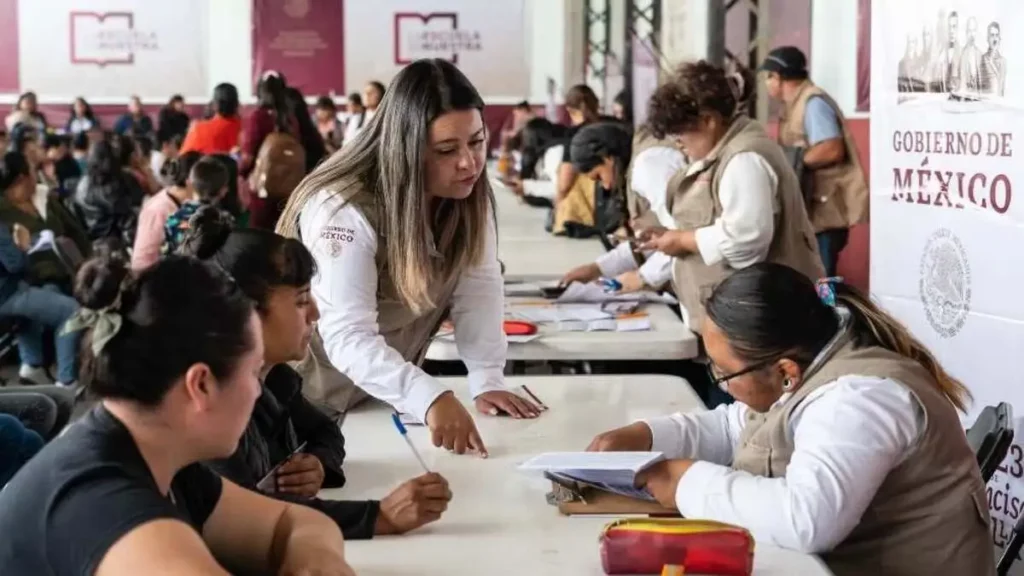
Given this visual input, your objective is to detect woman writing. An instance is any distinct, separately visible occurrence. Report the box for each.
[640,60,823,331]
[278,59,541,457]
[0,254,354,575]
[589,263,992,576]
[559,122,684,294]
[185,207,453,538]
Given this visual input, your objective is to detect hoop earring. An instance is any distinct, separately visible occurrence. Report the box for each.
[782,378,794,392]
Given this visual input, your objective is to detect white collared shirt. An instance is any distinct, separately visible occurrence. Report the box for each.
[642,374,925,554]
[595,146,685,287]
[299,190,507,423]
[692,152,779,268]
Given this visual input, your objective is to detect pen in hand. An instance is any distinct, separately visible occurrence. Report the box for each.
[392,412,432,473]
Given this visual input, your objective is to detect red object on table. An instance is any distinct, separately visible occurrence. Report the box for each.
[599,519,754,575]
[503,320,538,336]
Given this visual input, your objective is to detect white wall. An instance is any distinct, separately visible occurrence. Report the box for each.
[810,0,861,117]
[19,0,581,106]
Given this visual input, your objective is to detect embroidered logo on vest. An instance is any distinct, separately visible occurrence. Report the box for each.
[919,227,971,338]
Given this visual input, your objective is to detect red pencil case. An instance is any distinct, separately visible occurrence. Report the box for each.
[503,320,537,336]
[599,518,754,575]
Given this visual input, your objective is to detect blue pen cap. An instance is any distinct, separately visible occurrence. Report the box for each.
[391,412,408,435]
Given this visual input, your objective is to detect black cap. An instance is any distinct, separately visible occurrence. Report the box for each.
[759,46,808,78]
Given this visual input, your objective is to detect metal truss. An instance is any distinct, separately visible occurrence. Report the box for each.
[584,0,612,101]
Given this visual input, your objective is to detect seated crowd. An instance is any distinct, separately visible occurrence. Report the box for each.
[0,55,996,576]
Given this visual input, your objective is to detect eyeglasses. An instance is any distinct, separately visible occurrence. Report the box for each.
[703,357,778,386]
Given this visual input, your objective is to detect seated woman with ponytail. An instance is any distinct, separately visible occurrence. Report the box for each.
[589,263,992,576]
[182,207,452,539]
[0,255,353,575]
[130,150,201,270]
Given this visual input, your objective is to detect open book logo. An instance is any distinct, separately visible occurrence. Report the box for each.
[393,12,482,65]
[69,11,159,67]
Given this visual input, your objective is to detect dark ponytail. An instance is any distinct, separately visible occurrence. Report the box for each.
[73,254,254,407]
[181,206,315,312]
[705,263,972,412]
[161,150,202,188]
[257,74,292,133]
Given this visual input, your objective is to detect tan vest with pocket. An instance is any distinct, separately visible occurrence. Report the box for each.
[732,341,994,576]
[292,191,461,416]
[667,116,823,332]
[778,81,869,232]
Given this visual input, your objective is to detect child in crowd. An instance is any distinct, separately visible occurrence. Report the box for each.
[162,155,230,254]
[150,132,183,182]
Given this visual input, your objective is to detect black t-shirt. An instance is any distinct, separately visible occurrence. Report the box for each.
[0,405,223,575]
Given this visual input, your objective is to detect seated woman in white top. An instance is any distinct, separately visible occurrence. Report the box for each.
[277,59,541,458]
[589,263,993,576]
[559,126,685,292]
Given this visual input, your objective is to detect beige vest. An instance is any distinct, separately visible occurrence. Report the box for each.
[733,341,994,576]
[667,116,823,332]
[778,82,869,233]
[293,192,461,415]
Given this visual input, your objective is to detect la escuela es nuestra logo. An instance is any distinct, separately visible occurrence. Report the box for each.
[69,11,159,67]
[393,12,483,65]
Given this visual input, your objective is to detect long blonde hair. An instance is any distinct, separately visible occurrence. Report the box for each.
[277,59,494,315]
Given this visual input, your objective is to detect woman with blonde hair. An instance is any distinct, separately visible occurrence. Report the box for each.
[277,59,541,457]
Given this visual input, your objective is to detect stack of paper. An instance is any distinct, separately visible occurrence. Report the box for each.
[519,451,665,501]
[556,282,677,305]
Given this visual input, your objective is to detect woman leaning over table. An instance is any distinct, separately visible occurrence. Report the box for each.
[277,58,541,458]
[638,60,823,332]
[0,254,353,575]
[589,263,993,576]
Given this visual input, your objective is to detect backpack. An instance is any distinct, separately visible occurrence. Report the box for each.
[248,131,306,201]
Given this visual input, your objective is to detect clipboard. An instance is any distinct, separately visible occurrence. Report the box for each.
[545,473,679,517]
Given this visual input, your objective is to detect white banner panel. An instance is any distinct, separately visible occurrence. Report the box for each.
[18,0,209,99]
[871,1,1024,568]
[343,0,527,99]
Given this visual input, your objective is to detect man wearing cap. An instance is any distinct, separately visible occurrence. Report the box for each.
[761,46,868,277]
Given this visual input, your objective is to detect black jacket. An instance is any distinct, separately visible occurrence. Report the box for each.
[73,172,144,248]
[207,364,380,539]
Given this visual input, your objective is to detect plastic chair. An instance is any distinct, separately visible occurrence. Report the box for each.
[966,402,1014,483]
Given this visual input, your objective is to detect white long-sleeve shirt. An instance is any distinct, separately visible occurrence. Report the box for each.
[692,152,779,268]
[521,145,563,200]
[595,146,685,287]
[642,375,925,554]
[300,190,507,423]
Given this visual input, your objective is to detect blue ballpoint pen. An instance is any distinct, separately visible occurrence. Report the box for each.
[391,412,431,473]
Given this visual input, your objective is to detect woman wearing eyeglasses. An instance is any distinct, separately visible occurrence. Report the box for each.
[588,263,992,576]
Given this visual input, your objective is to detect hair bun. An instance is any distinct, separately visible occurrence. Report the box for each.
[74,256,130,310]
[180,205,231,259]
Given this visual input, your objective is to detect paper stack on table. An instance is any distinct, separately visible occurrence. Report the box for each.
[507,303,651,332]
[519,451,664,502]
[556,282,677,305]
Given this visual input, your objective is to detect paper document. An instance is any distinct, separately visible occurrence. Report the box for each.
[27,230,55,255]
[520,451,665,486]
[506,303,612,323]
[556,281,677,304]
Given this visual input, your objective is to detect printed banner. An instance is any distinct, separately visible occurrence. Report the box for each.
[871,1,1024,568]
[343,0,527,98]
[17,0,209,98]
[252,0,345,97]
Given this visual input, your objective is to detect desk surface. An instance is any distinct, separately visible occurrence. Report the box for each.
[426,302,700,362]
[326,375,832,576]
[490,182,606,280]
